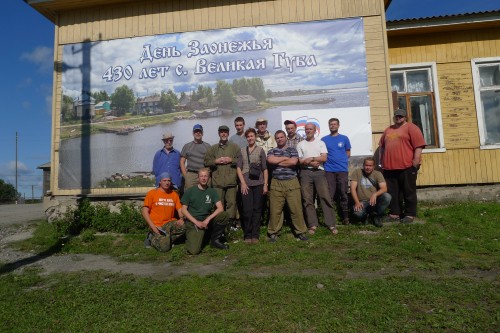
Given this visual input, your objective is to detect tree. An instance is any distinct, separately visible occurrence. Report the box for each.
[91,90,110,103]
[215,80,236,109]
[111,85,135,116]
[61,94,75,121]
[160,90,178,113]
[250,77,266,102]
[0,179,18,202]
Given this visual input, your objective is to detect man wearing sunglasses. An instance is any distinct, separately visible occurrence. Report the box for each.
[379,109,426,224]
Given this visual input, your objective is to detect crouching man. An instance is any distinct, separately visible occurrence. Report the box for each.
[181,168,230,254]
[350,157,392,227]
[142,172,186,252]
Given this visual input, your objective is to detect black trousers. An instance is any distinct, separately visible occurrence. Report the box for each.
[241,184,264,240]
[383,167,418,217]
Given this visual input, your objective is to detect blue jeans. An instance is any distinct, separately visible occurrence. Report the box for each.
[352,193,392,221]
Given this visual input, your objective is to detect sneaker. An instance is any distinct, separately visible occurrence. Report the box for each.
[400,216,414,224]
[384,215,400,223]
[373,216,383,228]
[342,218,350,225]
[268,234,277,243]
[297,234,309,241]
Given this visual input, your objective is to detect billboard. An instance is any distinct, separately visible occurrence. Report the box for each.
[59,18,371,190]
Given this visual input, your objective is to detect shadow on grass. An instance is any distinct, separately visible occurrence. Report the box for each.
[0,237,67,276]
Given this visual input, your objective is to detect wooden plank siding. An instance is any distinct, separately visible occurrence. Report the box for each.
[389,27,500,186]
[50,0,392,195]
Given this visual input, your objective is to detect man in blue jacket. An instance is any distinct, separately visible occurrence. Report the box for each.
[152,132,182,189]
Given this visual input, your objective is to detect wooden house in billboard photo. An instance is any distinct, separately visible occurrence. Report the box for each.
[25,0,499,200]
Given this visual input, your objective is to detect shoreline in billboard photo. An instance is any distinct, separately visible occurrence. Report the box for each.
[58,18,371,190]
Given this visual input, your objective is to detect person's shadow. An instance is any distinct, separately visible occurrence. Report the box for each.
[0,238,65,275]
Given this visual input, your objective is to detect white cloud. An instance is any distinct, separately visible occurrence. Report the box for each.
[20,46,54,72]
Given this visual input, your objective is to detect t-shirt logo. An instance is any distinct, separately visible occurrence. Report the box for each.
[205,195,212,204]
[338,142,344,148]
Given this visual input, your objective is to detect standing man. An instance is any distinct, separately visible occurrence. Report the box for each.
[142,172,185,252]
[284,119,303,148]
[379,109,426,223]
[350,157,392,227]
[152,132,182,189]
[255,118,277,154]
[181,168,230,254]
[180,124,211,191]
[322,118,351,225]
[267,130,308,242]
[297,123,338,235]
[230,116,248,148]
[204,125,240,224]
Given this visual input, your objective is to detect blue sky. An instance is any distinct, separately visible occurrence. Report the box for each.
[1,0,499,198]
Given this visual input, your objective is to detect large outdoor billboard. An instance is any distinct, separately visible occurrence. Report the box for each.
[59,18,371,190]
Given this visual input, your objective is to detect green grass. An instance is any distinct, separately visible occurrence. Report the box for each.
[0,202,498,332]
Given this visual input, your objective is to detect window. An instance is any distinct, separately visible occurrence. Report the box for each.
[472,58,500,148]
[390,64,443,149]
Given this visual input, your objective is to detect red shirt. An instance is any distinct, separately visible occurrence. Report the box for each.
[379,122,426,170]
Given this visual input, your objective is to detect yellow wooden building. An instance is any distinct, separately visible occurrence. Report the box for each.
[387,11,500,186]
[26,0,499,196]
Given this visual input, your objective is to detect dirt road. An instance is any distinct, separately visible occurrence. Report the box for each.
[0,203,44,226]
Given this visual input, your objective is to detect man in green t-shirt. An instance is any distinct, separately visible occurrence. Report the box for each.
[181,168,229,254]
[350,157,392,227]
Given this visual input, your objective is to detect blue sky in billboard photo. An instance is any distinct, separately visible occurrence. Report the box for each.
[1,0,499,198]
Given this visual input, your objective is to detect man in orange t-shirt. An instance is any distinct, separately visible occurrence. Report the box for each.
[142,172,185,251]
[379,109,426,223]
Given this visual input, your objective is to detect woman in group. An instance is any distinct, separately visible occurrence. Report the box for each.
[236,128,268,244]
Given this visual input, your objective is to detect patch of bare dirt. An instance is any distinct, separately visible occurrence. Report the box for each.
[0,224,227,280]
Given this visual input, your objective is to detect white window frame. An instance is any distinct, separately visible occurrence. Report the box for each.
[390,62,446,153]
[471,57,500,150]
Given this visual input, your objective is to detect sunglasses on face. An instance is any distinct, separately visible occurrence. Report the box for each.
[395,115,405,119]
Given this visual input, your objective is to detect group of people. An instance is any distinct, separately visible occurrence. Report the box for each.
[142,108,426,254]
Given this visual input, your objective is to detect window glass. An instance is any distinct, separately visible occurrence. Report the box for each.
[410,95,435,146]
[406,70,430,92]
[479,90,500,144]
[391,73,405,92]
[479,65,500,88]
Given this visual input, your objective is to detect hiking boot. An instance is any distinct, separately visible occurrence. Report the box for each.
[373,216,383,228]
[296,233,309,241]
[268,234,277,243]
[211,239,229,250]
[144,233,152,249]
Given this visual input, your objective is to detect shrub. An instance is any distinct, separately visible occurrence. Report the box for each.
[51,199,147,236]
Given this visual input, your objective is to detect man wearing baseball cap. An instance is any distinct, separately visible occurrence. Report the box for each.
[152,132,182,189]
[204,125,240,224]
[284,119,303,148]
[379,108,426,223]
[180,124,211,191]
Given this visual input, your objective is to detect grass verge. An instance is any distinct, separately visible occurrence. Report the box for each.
[0,202,498,332]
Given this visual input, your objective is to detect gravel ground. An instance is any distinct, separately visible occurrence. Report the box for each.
[0,204,225,279]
